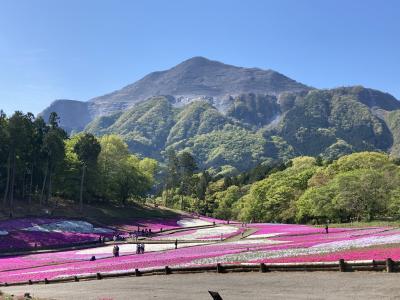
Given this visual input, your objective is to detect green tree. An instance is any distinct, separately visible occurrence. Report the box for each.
[41,114,67,205]
[74,133,101,211]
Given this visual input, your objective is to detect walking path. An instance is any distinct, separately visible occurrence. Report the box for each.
[3,272,400,300]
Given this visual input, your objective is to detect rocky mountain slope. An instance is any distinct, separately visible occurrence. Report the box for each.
[41,57,310,133]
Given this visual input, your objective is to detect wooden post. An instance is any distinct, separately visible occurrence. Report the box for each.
[260,263,269,273]
[386,258,394,273]
[165,266,171,275]
[217,263,223,273]
[339,259,346,272]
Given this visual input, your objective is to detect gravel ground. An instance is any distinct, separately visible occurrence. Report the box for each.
[3,272,400,300]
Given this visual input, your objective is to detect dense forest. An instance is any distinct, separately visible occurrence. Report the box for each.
[159,151,400,224]
[0,111,157,215]
[2,110,400,224]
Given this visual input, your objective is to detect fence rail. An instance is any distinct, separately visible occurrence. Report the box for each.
[0,259,398,287]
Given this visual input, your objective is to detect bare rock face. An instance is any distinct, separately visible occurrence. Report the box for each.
[40,57,310,132]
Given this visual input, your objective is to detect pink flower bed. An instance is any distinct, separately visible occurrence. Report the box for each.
[0,218,113,252]
[249,223,353,236]
[2,222,400,284]
[252,247,400,263]
[0,243,246,283]
[0,231,102,252]
[0,218,57,231]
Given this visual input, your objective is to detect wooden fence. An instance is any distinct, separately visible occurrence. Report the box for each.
[1,258,399,287]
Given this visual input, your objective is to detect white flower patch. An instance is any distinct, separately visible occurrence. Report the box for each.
[160,225,237,240]
[245,233,282,239]
[311,234,400,252]
[76,242,206,255]
[0,230,8,236]
[22,220,114,234]
[223,239,284,245]
[177,218,212,227]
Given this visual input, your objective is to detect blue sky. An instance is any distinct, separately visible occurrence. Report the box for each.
[0,0,399,115]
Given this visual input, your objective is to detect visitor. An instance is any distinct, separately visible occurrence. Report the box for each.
[141,243,145,254]
[325,224,329,234]
[149,229,152,236]
[136,243,140,254]
[115,245,120,257]
[90,256,96,261]
[175,239,178,249]
[112,245,118,257]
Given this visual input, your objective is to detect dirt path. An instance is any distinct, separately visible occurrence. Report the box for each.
[3,272,400,300]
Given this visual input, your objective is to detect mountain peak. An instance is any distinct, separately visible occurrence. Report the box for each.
[41,57,312,132]
[179,56,214,65]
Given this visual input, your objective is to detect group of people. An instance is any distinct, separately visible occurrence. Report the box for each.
[113,234,126,242]
[130,228,153,240]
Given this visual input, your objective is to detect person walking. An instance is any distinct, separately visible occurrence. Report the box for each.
[175,239,178,249]
[325,223,329,234]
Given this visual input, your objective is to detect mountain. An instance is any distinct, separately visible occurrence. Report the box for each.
[85,86,400,173]
[40,99,92,133]
[40,57,400,174]
[41,57,310,132]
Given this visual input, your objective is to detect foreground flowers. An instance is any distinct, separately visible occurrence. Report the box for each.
[1,220,400,284]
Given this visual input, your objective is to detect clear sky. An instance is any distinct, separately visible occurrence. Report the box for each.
[0,0,399,115]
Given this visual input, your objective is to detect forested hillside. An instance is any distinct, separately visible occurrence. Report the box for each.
[85,86,400,174]
[158,151,400,224]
